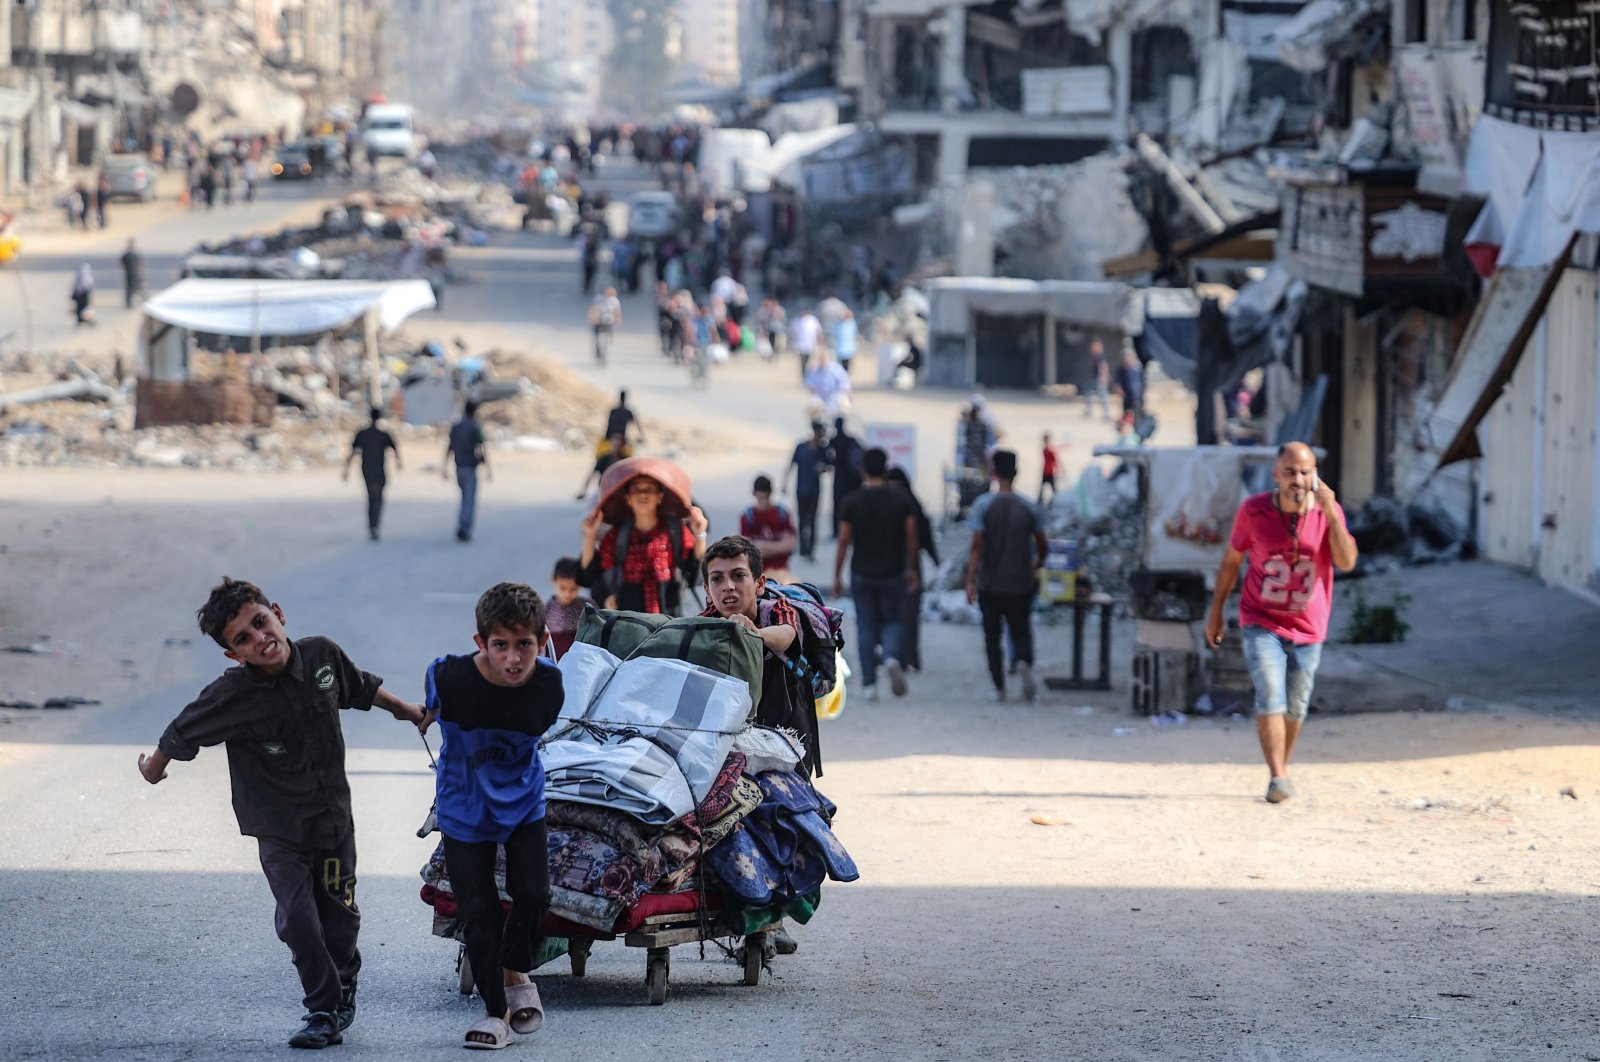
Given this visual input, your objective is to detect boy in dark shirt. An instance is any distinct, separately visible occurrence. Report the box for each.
[137,578,428,1049]
[420,582,564,1050]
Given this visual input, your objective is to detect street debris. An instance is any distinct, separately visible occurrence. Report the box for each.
[0,336,704,471]
[1346,495,1472,575]
[0,697,99,710]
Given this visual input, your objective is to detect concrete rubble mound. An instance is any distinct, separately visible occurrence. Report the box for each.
[0,342,663,472]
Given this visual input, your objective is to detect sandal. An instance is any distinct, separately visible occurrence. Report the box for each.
[463,1016,510,1051]
[505,982,544,1035]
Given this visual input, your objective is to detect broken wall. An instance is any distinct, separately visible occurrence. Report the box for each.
[935,155,1148,280]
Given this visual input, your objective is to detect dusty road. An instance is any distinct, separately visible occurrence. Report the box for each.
[2,462,1598,1061]
[2,160,1598,1060]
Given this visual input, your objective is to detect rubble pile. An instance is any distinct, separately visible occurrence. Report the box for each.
[1345,495,1472,576]
[930,156,1149,282]
[0,342,691,471]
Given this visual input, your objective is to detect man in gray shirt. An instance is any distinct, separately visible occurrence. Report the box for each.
[965,450,1047,701]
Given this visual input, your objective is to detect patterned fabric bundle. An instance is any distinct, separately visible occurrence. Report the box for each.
[707,770,859,908]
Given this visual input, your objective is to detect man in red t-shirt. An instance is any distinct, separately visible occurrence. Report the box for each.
[739,475,799,582]
[1205,442,1358,804]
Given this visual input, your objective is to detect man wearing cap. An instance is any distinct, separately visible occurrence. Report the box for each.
[782,421,833,561]
[1204,442,1358,803]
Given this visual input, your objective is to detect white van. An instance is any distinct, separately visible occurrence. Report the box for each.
[626,191,680,240]
[361,103,416,160]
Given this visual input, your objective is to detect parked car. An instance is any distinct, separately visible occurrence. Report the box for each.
[626,190,679,239]
[103,154,156,202]
[271,143,316,180]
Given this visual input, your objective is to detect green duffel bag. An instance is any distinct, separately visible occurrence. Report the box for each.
[576,608,671,660]
[576,609,765,717]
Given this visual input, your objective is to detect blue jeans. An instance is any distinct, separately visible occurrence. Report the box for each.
[455,465,478,535]
[852,575,906,689]
[1240,625,1323,722]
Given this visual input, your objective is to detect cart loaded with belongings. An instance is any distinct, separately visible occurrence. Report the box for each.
[418,608,858,1005]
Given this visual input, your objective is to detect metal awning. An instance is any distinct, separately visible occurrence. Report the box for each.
[744,60,830,102]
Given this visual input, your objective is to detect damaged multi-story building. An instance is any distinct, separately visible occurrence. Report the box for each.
[0,1,385,200]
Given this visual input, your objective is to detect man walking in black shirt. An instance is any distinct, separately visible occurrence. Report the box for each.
[829,417,863,540]
[344,408,400,540]
[120,239,145,308]
[833,447,919,701]
[604,390,645,449]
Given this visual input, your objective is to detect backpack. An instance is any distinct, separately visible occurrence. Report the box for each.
[769,582,845,698]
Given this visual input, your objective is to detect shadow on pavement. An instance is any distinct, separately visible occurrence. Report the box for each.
[0,871,1590,1060]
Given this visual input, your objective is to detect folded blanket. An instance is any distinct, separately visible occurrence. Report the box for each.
[654,771,763,893]
[545,800,661,864]
[547,826,666,929]
[707,771,858,907]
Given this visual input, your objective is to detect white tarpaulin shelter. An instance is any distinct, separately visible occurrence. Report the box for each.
[142,279,436,337]
[1462,114,1600,271]
[739,124,858,193]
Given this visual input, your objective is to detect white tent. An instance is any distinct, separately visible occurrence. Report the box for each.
[142,278,436,338]
[738,124,859,193]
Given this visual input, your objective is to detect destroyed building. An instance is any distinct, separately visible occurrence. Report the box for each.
[0,0,386,198]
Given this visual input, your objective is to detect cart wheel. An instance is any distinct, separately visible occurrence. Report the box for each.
[569,938,591,978]
[742,933,764,986]
[457,946,475,996]
[645,947,669,1006]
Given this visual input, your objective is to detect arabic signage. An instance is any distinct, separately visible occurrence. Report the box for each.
[1280,182,1451,296]
[1396,45,1486,197]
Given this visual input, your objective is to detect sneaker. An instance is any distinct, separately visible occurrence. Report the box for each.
[772,924,799,955]
[335,980,357,1032]
[884,659,908,697]
[368,528,379,542]
[289,1012,343,1049]
[863,684,880,703]
[1265,777,1295,804]
[994,688,1007,703]
[1018,661,1038,702]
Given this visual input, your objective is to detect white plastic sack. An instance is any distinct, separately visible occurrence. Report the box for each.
[553,641,620,722]
[733,725,805,775]
[543,656,750,824]
[707,342,731,364]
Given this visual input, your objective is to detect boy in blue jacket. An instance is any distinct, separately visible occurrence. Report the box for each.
[421,582,565,1050]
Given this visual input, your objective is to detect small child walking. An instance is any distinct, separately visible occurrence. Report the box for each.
[137,578,428,1049]
[1039,432,1060,505]
[545,557,589,659]
[422,583,565,1050]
